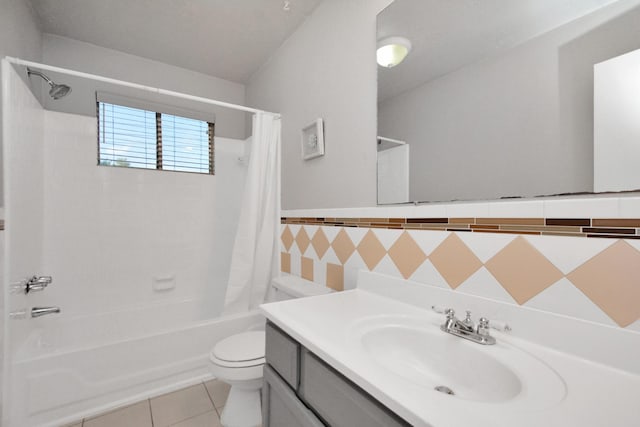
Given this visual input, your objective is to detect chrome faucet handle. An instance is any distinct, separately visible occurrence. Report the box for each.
[444,308,455,319]
[476,317,491,336]
[24,276,53,293]
[31,306,61,318]
[462,310,474,328]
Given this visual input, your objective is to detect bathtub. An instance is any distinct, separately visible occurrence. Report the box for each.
[8,300,264,427]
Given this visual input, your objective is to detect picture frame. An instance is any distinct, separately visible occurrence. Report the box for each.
[301,118,325,160]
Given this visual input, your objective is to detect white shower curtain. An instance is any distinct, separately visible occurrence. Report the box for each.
[223,112,281,315]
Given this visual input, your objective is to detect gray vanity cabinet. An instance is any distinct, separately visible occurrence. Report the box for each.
[263,321,411,427]
[263,365,325,427]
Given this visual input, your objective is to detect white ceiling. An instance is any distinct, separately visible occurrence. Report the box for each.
[29,0,322,83]
[377,0,623,102]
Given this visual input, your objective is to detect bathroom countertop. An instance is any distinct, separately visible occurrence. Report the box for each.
[260,289,640,427]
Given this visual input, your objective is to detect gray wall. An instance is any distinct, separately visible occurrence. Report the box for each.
[0,0,43,206]
[378,0,640,202]
[42,34,249,140]
[247,0,393,210]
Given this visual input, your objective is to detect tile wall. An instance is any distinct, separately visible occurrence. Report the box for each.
[280,213,640,331]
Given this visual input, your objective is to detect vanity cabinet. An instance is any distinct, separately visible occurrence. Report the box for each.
[263,322,410,427]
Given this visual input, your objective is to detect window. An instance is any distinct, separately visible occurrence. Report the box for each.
[98,101,214,175]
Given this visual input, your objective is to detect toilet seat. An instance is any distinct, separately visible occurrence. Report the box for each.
[213,331,265,363]
[209,331,265,369]
[210,331,266,383]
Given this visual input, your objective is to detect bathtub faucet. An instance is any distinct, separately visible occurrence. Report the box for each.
[31,306,61,318]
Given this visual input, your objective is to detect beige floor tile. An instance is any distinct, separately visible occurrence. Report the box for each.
[60,423,82,427]
[204,379,231,409]
[83,400,152,427]
[170,410,222,427]
[150,383,214,427]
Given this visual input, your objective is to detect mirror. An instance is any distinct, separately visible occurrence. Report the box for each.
[376,0,640,204]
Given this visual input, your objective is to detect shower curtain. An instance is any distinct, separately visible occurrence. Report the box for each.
[223,112,281,315]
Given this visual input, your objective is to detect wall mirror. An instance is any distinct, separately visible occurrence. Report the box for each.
[376,0,640,205]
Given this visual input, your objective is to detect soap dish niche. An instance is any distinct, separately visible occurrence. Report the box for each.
[153,276,176,292]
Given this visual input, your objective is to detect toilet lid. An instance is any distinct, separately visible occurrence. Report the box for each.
[213,331,265,363]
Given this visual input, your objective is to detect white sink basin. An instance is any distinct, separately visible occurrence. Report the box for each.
[350,315,566,409]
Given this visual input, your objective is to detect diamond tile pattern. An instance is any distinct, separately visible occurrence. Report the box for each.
[279,223,640,330]
[301,256,314,281]
[387,231,427,279]
[295,227,311,255]
[311,228,331,259]
[326,263,344,291]
[281,252,291,274]
[281,226,294,251]
[429,234,482,288]
[485,237,563,304]
[331,229,356,264]
[357,230,387,270]
[567,241,640,327]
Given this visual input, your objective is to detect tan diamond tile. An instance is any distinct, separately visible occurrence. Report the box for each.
[281,226,294,251]
[281,252,291,273]
[326,263,344,291]
[331,229,356,264]
[567,241,640,327]
[301,256,314,281]
[311,228,331,259]
[295,227,311,254]
[388,231,427,279]
[430,234,482,289]
[485,236,563,304]
[357,230,387,270]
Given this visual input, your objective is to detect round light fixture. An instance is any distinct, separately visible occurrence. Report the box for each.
[377,36,412,68]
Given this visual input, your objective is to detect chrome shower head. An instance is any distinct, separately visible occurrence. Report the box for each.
[27,68,72,100]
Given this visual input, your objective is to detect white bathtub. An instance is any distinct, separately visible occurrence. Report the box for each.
[9,301,264,427]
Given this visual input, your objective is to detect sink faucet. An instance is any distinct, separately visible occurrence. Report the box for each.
[440,309,496,345]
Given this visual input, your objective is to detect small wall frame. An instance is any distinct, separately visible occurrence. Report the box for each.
[301,118,325,160]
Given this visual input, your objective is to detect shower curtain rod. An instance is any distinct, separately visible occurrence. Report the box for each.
[5,56,281,118]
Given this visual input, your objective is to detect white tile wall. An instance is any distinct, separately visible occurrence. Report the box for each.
[39,111,247,319]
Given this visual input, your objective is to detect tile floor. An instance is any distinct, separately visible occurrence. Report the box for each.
[63,379,230,427]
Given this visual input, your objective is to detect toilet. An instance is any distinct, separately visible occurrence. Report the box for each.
[210,275,333,427]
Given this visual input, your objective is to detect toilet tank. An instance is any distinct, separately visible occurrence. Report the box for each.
[268,275,333,302]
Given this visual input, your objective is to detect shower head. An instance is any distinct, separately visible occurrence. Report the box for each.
[27,68,72,100]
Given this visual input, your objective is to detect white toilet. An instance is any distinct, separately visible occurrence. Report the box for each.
[209,275,333,427]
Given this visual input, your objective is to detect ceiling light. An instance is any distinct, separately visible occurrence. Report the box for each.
[376,36,412,68]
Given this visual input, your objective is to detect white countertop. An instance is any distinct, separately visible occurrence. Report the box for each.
[260,289,640,427]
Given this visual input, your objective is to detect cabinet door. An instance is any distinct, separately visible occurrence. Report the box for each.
[263,365,325,427]
[299,349,410,427]
[266,321,300,389]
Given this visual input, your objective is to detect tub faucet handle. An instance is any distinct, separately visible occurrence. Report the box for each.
[31,306,61,318]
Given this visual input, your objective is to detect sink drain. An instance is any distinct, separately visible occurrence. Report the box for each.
[434,385,455,395]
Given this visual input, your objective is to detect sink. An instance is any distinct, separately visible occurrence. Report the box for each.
[349,315,566,409]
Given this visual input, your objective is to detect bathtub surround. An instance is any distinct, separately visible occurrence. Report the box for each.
[1,61,46,427]
[41,111,246,319]
[1,60,263,426]
[224,113,281,314]
[280,199,640,331]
